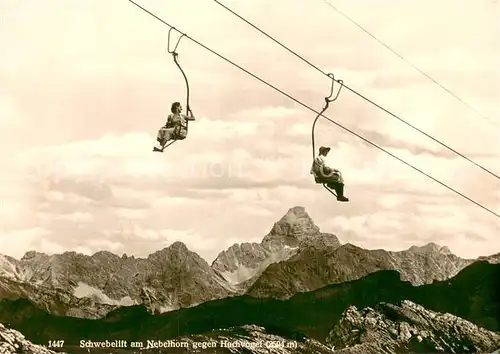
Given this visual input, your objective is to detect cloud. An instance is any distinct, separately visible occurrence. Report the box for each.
[0,228,50,259]
[87,238,124,253]
[37,239,67,255]
[57,212,93,223]
[4,122,499,261]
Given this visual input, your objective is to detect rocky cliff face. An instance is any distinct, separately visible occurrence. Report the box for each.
[0,323,64,354]
[139,242,234,314]
[246,241,474,299]
[0,255,20,280]
[0,241,235,317]
[211,206,341,289]
[0,276,115,319]
[326,300,500,353]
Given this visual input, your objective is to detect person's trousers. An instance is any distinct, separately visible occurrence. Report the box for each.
[326,182,344,197]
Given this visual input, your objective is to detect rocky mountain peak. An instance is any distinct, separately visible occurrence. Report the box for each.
[212,206,341,288]
[148,241,206,269]
[408,242,452,255]
[262,206,321,247]
[168,241,189,252]
[20,251,48,262]
[92,250,119,259]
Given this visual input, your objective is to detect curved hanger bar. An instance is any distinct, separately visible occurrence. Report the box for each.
[167,27,186,54]
[312,75,344,159]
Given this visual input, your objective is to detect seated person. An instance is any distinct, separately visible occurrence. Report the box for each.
[310,146,349,202]
[155,101,195,151]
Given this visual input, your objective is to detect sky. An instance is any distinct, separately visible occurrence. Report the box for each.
[0,0,499,262]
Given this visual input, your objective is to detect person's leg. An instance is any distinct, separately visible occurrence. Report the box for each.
[154,128,176,151]
[326,181,340,194]
[336,183,348,202]
[326,181,349,202]
[161,128,176,146]
[177,128,187,140]
[336,172,344,184]
[157,128,166,143]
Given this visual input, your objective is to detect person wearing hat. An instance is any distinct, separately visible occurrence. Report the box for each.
[310,146,349,202]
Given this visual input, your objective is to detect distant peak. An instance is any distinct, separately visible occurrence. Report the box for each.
[155,241,191,255]
[148,242,193,261]
[92,250,119,258]
[477,252,500,264]
[286,206,307,215]
[20,250,48,261]
[408,242,452,255]
[276,206,315,227]
[262,206,320,246]
[342,243,362,250]
[168,241,188,251]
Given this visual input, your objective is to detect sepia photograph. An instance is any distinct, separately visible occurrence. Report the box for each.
[0,0,499,353]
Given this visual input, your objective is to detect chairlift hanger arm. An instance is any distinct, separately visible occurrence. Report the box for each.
[167,27,191,132]
[312,74,343,159]
[311,74,344,198]
[167,27,185,54]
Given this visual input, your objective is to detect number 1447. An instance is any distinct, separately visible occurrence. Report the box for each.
[48,340,65,348]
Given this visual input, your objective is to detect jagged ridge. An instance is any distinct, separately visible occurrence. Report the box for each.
[0,276,115,319]
[246,242,474,299]
[1,241,235,317]
[327,300,500,353]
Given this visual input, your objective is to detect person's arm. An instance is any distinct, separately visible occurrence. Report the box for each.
[185,106,195,121]
[313,156,326,174]
[165,114,173,128]
[323,156,340,174]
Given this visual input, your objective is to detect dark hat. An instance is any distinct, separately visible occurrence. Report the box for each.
[319,146,331,154]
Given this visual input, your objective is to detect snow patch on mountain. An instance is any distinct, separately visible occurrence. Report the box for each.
[219,265,257,286]
[73,282,136,306]
[0,256,19,280]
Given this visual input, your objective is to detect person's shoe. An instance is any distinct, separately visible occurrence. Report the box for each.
[337,195,349,202]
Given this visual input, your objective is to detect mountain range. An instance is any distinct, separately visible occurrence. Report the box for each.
[0,206,491,318]
[0,206,499,353]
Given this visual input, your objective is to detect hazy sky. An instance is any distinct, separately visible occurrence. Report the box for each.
[1,0,499,262]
